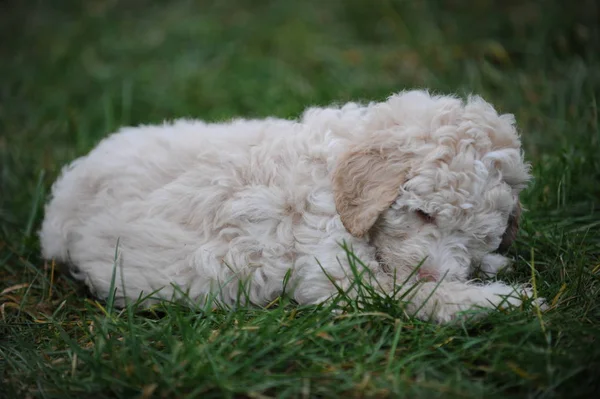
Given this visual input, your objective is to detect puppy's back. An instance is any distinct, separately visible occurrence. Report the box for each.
[39,118,281,262]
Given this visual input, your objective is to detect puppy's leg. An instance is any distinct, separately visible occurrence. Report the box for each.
[399,280,542,323]
[478,253,512,278]
[291,241,383,305]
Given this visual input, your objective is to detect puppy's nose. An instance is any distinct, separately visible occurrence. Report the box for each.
[417,267,438,282]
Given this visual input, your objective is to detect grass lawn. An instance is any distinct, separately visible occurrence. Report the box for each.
[1,0,599,397]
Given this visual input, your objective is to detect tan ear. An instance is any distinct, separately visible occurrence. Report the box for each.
[333,147,409,237]
[498,201,521,252]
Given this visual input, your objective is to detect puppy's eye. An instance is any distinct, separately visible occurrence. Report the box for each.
[415,209,434,223]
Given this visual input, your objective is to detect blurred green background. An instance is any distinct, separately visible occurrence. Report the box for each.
[1,0,599,222]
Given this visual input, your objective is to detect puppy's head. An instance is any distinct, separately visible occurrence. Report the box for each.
[333,91,530,282]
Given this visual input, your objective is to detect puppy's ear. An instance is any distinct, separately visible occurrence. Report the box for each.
[333,147,409,237]
[498,201,521,252]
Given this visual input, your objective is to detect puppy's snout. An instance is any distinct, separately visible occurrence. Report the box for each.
[418,240,471,282]
[416,264,439,282]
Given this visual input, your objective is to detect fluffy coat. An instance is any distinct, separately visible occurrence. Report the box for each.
[39,90,542,322]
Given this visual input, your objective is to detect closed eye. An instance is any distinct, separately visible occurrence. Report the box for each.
[415,209,435,223]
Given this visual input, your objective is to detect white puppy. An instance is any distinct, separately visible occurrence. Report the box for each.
[39,90,541,322]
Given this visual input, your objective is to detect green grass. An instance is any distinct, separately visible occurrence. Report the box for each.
[1,0,599,397]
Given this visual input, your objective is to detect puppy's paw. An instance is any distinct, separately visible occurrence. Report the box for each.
[478,253,512,278]
[493,284,547,312]
[401,281,547,324]
[532,297,548,311]
[517,285,548,310]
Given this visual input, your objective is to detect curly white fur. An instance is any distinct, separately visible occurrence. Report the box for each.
[39,90,542,323]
